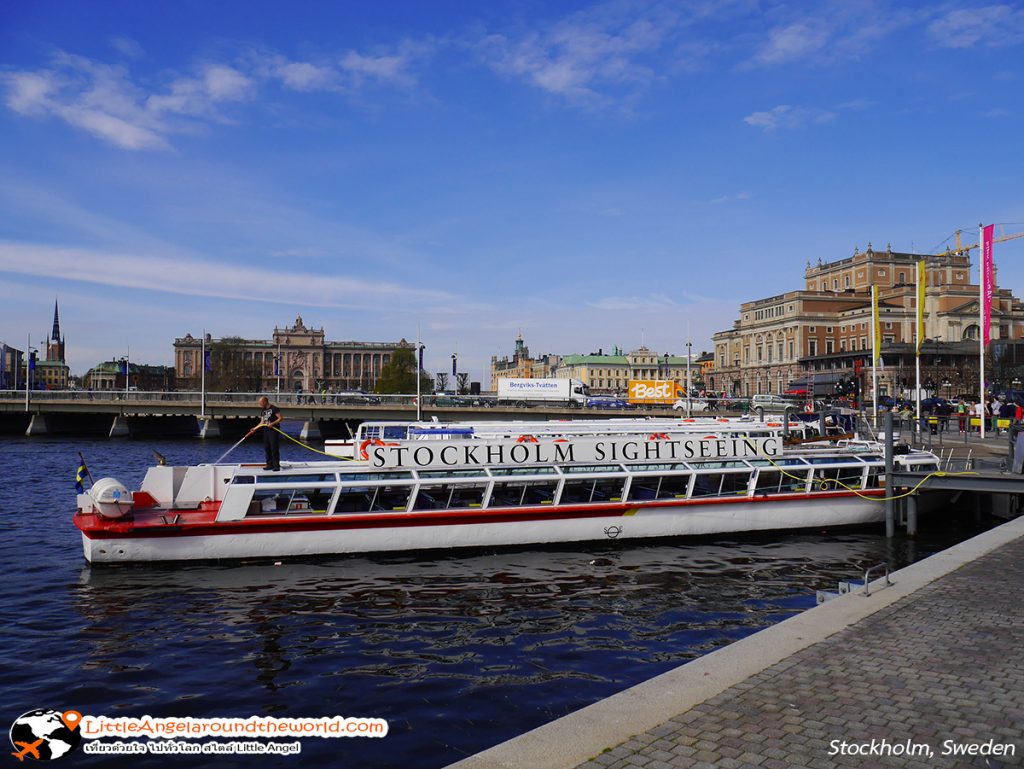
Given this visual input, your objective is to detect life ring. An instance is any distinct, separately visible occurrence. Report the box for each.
[647,432,670,440]
[766,422,781,427]
[359,438,398,460]
[554,438,569,443]
[804,403,814,413]
[516,434,539,443]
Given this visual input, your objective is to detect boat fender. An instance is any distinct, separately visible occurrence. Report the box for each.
[89,478,135,519]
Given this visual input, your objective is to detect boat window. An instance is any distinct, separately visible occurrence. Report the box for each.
[490,467,556,476]
[417,469,487,479]
[559,464,625,474]
[368,484,413,512]
[689,460,749,470]
[559,477,625,505]
[412,483,488,510]
[333,487,373,514]
[257,473,336,483]
[691,471,751,498]
[626,463,690,473]
[747,458,807,467]
[865,469,881,488]
[382,426,409,440]
[232,475,255,485]
[249,485,336,516]
[754,470,808,495]
[489,480,558,507]
[813,466,866,489]
[340,471,414,483]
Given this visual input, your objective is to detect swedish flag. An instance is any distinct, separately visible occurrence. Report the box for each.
[75,462,88,494]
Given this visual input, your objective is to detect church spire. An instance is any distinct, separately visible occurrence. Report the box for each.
[51,299,61,342]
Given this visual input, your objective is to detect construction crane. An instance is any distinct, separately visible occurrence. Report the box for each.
[950,225,1024,254]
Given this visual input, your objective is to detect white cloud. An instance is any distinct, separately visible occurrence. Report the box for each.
[927,5,1024,48]
[751,20,831,66]
[0,241,452,309]
[110,36,144,59]
[743,104,835,131]
[271,59,337,91]
[709,191,751,205]
[147,64,253,117]
[479,6,676,107]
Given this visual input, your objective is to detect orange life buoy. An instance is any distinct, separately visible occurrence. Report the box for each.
[516,434,539,443]
[647,432,670,440]
[804,403,814,413]
[359,438,397,460]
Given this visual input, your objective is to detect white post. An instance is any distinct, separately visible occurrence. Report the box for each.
[125,345,130,397]
[200,332,206,418]
[276,342,281,397]
[416,326,422,422]
[915,353,921,429]
[24,333,29,413]
[979,224,986,439]
[871,285,879,430]
[685,324,692,418]
[915,261,922,430]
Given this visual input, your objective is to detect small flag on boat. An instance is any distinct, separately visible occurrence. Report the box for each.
[204,349,212,371]
[75,461,88,494]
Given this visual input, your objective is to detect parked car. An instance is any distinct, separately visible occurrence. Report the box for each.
[750,394,796,412]
[586,396,632,409]
[671,398,709,412]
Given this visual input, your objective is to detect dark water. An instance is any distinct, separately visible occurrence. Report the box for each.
[0,434,997,768]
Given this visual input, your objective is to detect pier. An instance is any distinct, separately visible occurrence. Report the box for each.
[449,515,1024,769]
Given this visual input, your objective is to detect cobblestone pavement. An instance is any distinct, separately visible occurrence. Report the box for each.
[575,537,1024,769]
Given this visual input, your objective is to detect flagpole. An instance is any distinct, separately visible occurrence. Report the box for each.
[979,224,986,439]
[915,259,923,431]
[871,285,879,431]
[24,332,30,413]
[276,341,281,397]
[126,344,130,397]
[415,325,422,422]
[201,331,206,418]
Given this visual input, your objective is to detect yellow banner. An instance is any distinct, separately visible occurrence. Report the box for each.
[916,259,925,355]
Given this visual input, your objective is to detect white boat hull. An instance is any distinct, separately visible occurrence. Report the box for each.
[82,493,883,563]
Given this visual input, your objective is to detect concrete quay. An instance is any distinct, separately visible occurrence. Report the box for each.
[450,516,1024,769]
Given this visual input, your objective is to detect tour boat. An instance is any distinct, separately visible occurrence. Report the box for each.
[74,432,938,564]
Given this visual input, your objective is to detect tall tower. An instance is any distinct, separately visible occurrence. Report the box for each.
[46,299,65,362]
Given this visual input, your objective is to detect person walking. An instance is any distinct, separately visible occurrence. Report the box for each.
[247,395,283,471]
[957,400,967,434]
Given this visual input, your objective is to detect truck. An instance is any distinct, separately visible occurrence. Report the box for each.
[497,378,589,408]
[627,379,684,406]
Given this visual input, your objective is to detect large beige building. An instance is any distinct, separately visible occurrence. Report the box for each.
[174,316,409,393]
[712,244,1024,397]
[554,347,696,394]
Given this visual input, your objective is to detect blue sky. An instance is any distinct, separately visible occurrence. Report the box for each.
[1,0,1022,383]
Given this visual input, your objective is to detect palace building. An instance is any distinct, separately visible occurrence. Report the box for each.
[712,243,1024,398]
[173,315,409,393]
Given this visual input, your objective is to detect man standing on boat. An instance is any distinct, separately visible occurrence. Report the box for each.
[247,396,283,471]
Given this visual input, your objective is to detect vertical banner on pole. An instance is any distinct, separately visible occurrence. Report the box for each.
[915,259,925,427]
[982,224,994,345]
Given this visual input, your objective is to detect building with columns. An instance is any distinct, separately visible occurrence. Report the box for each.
[174,316,410,393]
[712,243,1024,398]
[553,346,698,394]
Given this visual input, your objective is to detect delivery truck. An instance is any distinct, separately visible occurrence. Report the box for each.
[497,378,589,407]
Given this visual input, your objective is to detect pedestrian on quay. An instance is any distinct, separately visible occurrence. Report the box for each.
[247,395,283,471]
[957,399,967,434]
[1016,401,1024,423]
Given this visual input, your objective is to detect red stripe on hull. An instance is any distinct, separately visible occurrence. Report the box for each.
[77,490,883,541]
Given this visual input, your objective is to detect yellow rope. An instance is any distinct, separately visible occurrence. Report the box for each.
[755,449,978,501]
[252,424,356,460]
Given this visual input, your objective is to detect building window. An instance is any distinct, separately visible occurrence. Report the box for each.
[777,342,783,360]
[825,340,834,354]
[809,326,816,333]
[879,269,886,276]
[832,279,838,290]
[844,276,850,288]
[826,326,833,333]
[860,336,867,349]
[898,272,905,283]
[885,321,893,329]
[788,341,794,358]
[840,340,847,352]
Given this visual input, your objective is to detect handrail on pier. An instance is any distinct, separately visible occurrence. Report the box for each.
[862,562,892,597]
